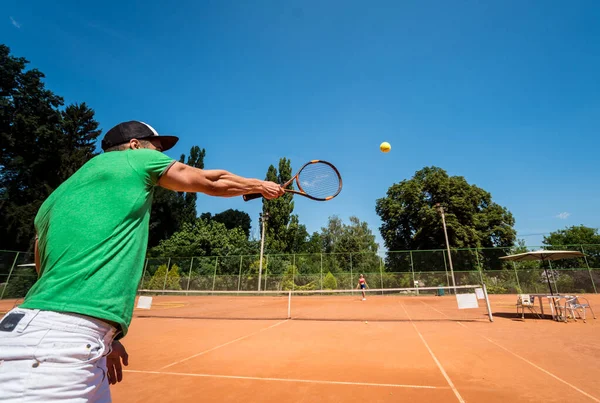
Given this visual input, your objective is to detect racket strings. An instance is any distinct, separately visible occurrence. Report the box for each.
[297,162,341,199]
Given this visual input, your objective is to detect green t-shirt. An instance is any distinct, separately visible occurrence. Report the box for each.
[21,149,176,339]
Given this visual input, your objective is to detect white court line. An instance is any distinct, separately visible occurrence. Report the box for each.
[401,304,465,403]
[124,369,444,390]
[420,301,448,318]
[159,320,288,370]
[480,336,600,403]
[420,301,600,403]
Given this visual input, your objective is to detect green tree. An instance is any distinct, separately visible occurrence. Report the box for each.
[376,166,516,252]
[166,265,183,290]
[320,216,379,273]
[285,215,310,253]
[150,218,253,263]
[542,225,600,292]
[0,45,102,251]
[58,102,102,181]
[207,209,252,238]
[147,264,182,290]
[543,225,600,248]
[542,225,600,269]
[322,271,338,290]
[305,232,323,253]
[262,158,308,253]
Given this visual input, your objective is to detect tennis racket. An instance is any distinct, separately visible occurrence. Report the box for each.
[243,160,342,202]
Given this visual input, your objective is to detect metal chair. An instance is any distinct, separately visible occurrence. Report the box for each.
[563,296,596,323]
[516,294,541,319]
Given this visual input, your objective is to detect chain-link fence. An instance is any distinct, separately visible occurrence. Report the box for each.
[0,251,36,299]
[2,245,599,299]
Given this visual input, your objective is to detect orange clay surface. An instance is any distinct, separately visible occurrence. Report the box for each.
[115,294,600,402]
[2,294,600,402]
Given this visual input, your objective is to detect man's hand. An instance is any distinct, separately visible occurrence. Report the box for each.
[260,181,285,200]
[106,340,129,385]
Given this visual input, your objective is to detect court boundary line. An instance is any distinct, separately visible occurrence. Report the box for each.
[478,334,600,403]
[158,319,288,370]
[420,301,600,403]
[123,369,446,390]
[401,304,465,403]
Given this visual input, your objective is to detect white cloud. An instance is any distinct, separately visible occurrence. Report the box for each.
[10,17,21,29]
[555,212,571,220]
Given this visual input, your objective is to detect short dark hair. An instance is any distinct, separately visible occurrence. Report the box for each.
[103,139,154,153]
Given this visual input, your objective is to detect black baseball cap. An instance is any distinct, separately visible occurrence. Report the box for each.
[101,121,179,151]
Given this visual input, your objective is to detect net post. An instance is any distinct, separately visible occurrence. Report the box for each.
[287,290,292,318]
[581,245,597,294]
[482,283,494,322]
[0,252,19,300]
[185,258,194,295]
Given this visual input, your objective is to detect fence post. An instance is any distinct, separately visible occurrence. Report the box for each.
[293,254,296,290]
[548,260,558,294]
[161,258,171,293]
[320,253,323,290]
[442,250,451,289]
[264,255,269,291]
[237,255,243,292]
[580,245,598,294]
[511,261,521,292]
[138,258,149,290]
[410,251,417,295]
[350,254,353,295]
[0,252,20,300]
[475,248,484,286]
[212,257,218,291]
[185,257,194,294]
[379,256,384,294]
[292,254,296,291]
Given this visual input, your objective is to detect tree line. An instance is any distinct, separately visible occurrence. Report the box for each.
[2,43,599,275]
[0,44,378,263]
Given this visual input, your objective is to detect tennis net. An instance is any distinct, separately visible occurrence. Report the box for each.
[134,284,493,322]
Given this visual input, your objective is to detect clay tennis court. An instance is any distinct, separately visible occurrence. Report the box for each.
[2,293,599,402]
[107,292,600,403]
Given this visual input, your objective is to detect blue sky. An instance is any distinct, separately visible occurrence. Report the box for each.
[3,0,599,249]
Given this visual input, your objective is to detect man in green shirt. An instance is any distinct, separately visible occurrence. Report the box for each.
[0,121,284,402]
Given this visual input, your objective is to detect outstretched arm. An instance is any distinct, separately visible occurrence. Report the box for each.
[158,162,284,199]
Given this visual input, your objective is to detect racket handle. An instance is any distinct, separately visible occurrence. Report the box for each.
[243,193,263,201]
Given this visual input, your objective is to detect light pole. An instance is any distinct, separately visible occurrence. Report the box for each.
[257,212,269,291]
[436,203,457,291]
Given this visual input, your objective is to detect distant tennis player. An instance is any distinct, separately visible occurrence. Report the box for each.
[356,274,369,300]
[0,121,284,402]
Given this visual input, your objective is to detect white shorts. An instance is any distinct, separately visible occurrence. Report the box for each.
[0,307,118,402]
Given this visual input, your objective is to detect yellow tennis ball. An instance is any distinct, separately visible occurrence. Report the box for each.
[380,142,391,153]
